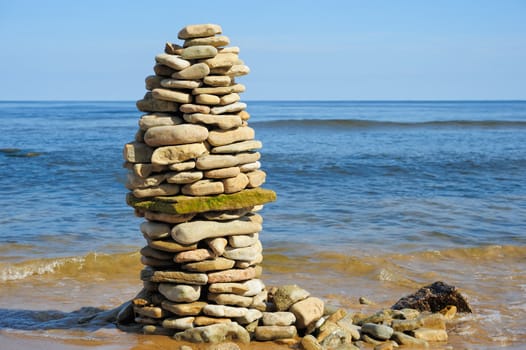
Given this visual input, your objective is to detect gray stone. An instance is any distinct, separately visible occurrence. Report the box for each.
[235,309,262,324]
[140,221,171,240]
[228,233,259,248]
[223,241,262,261]
[391,331,429,347]
[361,323,394,341]
[182,45,218,60]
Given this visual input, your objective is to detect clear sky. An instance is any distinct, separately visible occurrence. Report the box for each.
[0,0,525,100]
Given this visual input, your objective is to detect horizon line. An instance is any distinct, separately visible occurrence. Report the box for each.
[1,99,526,103]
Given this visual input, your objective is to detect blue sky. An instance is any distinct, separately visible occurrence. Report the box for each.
[0,0,525,100]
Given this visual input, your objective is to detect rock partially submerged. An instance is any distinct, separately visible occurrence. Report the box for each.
[391,281,472,313]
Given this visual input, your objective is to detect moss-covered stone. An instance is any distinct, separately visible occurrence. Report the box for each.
[127,187,276,215]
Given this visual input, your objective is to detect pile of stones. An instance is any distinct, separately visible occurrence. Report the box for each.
[122,23,325,343]
[120,24,467,348]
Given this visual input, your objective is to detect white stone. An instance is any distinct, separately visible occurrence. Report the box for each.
[158,283,201,303]
[172,219,262,245]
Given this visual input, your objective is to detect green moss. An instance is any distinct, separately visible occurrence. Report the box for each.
[127,188,277,215]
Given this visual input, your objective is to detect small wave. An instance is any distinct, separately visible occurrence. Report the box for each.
[252,118,526,129]
[0,252,140,282]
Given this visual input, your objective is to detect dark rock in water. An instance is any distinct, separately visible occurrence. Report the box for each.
[391,281,472,313]
[0,148,43,157]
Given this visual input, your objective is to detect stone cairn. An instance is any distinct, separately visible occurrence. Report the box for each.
[121,24,467,349]
[122,23,324,344]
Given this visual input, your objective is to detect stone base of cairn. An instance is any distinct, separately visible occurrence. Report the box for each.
[119,23,467,348]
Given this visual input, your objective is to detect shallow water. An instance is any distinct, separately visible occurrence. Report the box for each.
[0,100,525,349]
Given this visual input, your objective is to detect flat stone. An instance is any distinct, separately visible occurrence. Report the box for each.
[174,322,250,344]
[180,103,211,114]
[127,162,167,177]
[155,53,191,70]
[262,312,296,326]
[235,253,262,268]
[161,79,202,89]
[172,219,261,245]
[203,305,248,318]
[194,316,232,326]
[184,113,242,130]
[193,85,245,96]
[391,318,423,332]
[147,238,198,253]
[174,249,214,263]
[202,208,251,221]
[361,323,394,341]
[184,257,235,272]
[202,53,238,69]
[123,142,154,163]
[206,237,228,255]
[222,173,249,194]
[251,290,268,311]
[212,141,262,154]
[145,75,163,90]
[181,179,224,196]
[195,94,220,105]
[273,285,311,311]
[162,316,195,330]
[204,167,240,179]
[240,279,265,297]
[239,161,261,173]
[126,187,277,215]
[166,171,203,184]
[139,113,183,130]
[391,331,429,347]
[152,88,192,104]
[207,267,259,283]
[140,246,173,260]
[133,184,180,198]
[126,172,166,189]
[144,124,209,147]
[141,268,208,285]
[172,63,210,80]
[203,75,231,87]
[235,309,262,324]
[246,170,266,188]
[210,102,247,115]
[207,127,255,147]
[228,233,259,248]
[184,35,230,48]
[182,45,218,60]
[391,281,472,313]
[140,221,171,240]
[208,282,248,295]
[254,325,297,341]
[137,92,179,112]
[153,63,176,77]
[223,65,250,77]
[178,24,222,40]
[410,328,448,342]
[196,155,238,170]
[169,161,196,172]
[290,297,324,329]
[235,152,260,165]
[161,301,208,316]
[223,241,262,261]
[151,143,207,165]
[218,93,240,106]
[208,293,253,307]
[219,47,240,54]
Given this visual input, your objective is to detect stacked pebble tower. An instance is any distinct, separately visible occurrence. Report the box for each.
[122,24,325,343]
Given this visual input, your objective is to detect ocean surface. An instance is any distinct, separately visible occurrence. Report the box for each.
[0,100,525,349]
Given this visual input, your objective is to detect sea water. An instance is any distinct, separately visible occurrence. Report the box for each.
[0,100,525,349]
